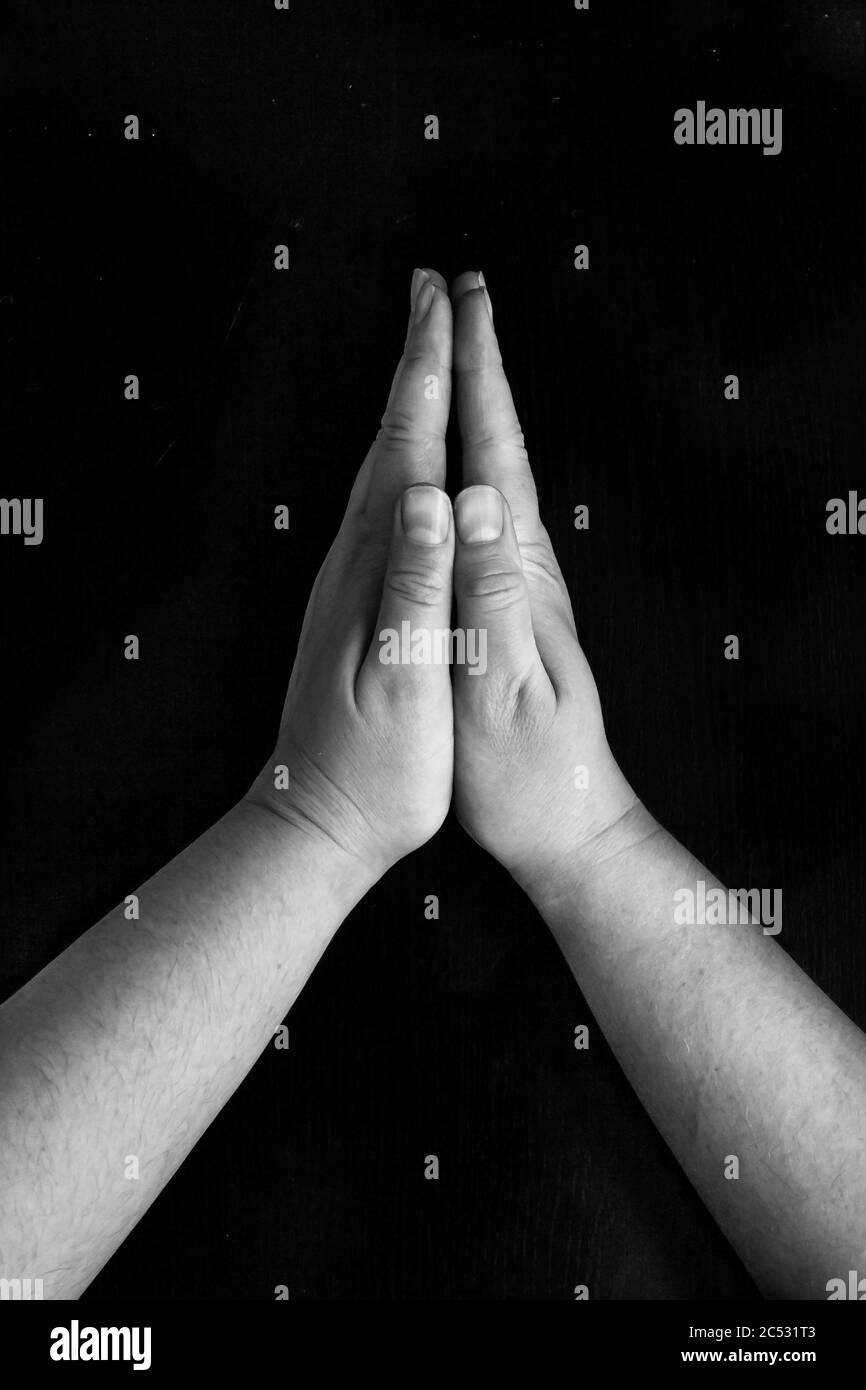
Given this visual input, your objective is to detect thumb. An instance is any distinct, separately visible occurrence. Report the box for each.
[357,484,455,703]
[453,484,553,710]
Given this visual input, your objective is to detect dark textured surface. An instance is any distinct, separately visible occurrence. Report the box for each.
[2,0,864,1298]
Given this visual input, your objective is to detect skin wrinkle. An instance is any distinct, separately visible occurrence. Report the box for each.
[1,268,865,1305]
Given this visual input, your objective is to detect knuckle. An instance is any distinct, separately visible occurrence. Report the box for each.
[520,536,566,592]
[386,562,448,610]
[460,565,526,611]
[375,422,439,465]
[469,424,528,458]
[377,415,427,448]
[377,399,445,453]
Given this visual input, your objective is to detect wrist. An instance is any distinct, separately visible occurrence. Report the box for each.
[239,785,382,916]
[513,795,664,922]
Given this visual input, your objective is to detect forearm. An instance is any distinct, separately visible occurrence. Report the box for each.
[527,806,866,1299]
[0,798,373,1299]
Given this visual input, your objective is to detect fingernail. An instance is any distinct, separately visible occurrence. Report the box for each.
[477,270,493,323]
[413,280,436,324]
[401,485,450,545]
[456,485,504,543]
[410,267,429,313]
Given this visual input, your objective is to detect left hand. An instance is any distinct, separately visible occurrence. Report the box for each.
[447,271,645,899]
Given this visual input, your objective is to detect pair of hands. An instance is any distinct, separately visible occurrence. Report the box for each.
[249,268,643,900]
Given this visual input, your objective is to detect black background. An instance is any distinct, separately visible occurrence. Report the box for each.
[2,0,865,1299]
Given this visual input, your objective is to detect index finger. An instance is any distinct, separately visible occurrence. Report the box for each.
[348,266,453,533]
[450,270,541,539]
[451,269,579,665]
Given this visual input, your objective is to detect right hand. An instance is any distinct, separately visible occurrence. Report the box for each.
[247,268,456,882]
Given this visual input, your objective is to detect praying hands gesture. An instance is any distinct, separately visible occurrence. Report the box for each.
[2,269,865,1300]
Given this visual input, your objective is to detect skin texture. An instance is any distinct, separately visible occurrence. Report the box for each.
[248,266,456,872]
[0,268,455,1298]
[1,268,865,1301]
[445,272,866,1300]
[448,273,642,895]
